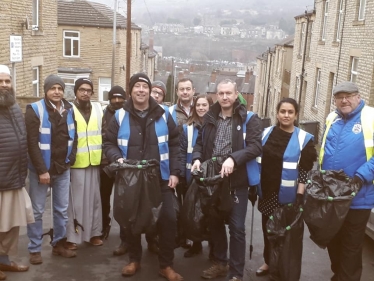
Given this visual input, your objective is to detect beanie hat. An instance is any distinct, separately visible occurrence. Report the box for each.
[108,85,126,100]
[0,65,11,77]
[74,78,93,95]
[129,73,152,95]
[151,81,166,95]
[44,74,65,94]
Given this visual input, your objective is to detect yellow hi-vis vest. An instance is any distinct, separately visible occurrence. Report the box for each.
[71,102,103,168]
[319,105,374,183]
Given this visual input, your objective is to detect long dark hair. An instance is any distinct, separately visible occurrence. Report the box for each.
[186,94,213,126]
[276,98,299,126]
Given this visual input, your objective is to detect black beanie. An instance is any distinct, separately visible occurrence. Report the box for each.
[129,73,152,95]
[74,78,94,95]
[44,74,65,94]
[108,85,126,100]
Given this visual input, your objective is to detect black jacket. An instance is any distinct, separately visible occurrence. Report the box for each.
[0,103,28,191]
[25,98,78,176]
[101,104,116,166]
[192,100,262,188]
[104,97,180,177]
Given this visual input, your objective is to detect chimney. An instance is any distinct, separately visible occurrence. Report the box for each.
[149,29,154,52]
[210,70,217,83]
[178,71,184,81]
[244,70,253,83]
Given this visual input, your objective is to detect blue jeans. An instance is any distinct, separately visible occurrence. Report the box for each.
[210,187,248,279]
[27,169,70,252]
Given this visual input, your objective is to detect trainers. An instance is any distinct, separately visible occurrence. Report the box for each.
[201,264,228,279]
[29,252,42,265]
[52,239,77,258]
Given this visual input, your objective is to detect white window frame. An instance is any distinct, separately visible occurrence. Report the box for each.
[350,57,359,82]
[299,22,306,56]
[314,69,321,107]
[63,31,80,58]
[295,76,300,98]
[336,0,343,42]
[321,0,329,41]
[32,67,39,97]
[358,0,366,21]
[58,73,90,100]
[32,0,39,30]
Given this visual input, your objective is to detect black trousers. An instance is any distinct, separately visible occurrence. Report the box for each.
[100,169,114,229]
[327,209,371,281]
[261,214,270,265]
[127,181,176,268]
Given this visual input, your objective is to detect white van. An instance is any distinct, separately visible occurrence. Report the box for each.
[366,209,374,240]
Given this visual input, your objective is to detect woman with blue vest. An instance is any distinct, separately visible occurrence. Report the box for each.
[256,98,317,277]
[180,94,213,258]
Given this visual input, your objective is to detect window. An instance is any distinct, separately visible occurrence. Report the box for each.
[295,76,300,98]
[63,31,80,57]
[32,0,39,30]
[336,0,343,41]
[321,0,329,41]
[350,57,359,82]
[32,67,39,97]
[58,73,90,100]
[358,0,366,20]
[99,77,112,101]
[314,69,321,107]
[299,22,306,55]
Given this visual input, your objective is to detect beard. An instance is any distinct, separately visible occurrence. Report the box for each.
[110,101,124,110]
[0,87,16,107]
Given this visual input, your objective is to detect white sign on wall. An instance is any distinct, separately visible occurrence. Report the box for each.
[10,35,23,62]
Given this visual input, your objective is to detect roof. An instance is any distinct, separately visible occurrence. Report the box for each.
[58,0,141,30]
[276,34,294,47]
[241,75,256,94]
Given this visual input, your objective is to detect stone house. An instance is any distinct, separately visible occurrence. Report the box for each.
[0,0,58,108]
[57,0,144,101]
[290,0,374,139]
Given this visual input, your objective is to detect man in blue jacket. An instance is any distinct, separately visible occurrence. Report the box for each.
[319,81,374,281]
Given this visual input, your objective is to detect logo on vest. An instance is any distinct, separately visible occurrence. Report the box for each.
[352,123,362,134]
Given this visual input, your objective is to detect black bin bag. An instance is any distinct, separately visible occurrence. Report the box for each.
[181,157,223,242]
[104,159,163,236]
[267,204,304,281]
[303,170,360,249]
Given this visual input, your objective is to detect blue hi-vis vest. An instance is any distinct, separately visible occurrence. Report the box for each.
[243,112,260,186]
[256,126,313,204]
[169,104,177,124]
[183,123,198,183]
[115,108,171,180]
[30,100,75,170]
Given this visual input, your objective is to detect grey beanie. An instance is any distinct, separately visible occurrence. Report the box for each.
[44,74,65,94]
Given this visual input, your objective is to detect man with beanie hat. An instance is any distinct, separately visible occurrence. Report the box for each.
[66,78,104,249]
[151,81,167,104]
[26,74,78,264]
[0,65,34,280]
[104,73,183,280]
[320,81,374,281]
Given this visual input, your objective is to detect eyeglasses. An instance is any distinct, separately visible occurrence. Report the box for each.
[334,93,358,101]
[151,90,164,96]
[78,88,93,95]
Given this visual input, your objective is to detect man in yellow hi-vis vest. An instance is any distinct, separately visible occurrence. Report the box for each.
[66,78,103,250]
[320,81,374,281]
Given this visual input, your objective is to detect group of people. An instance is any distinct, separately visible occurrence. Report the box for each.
[0,61,373,281]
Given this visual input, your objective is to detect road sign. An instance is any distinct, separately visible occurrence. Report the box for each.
[10,35,22,62]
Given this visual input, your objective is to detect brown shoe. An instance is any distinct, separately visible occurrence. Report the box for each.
[0,270,5,280]
[52,239,77,258]
[65,242,78,250]
[0,261,29,272]
[90,236,103,246]
[159,267,184,281]
[29,252,43,265]
[121,262,140,276]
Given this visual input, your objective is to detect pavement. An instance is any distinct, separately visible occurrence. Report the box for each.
[5,198,374,281]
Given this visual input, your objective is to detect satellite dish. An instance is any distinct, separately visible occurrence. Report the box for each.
[25,16,30,30]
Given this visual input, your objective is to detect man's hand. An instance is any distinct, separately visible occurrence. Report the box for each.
[117,158,124,164]
[191,160,201,172]
[39,172,50,185]
[168,175,179,188]
[351,175,364,191]
[220,157,235,178]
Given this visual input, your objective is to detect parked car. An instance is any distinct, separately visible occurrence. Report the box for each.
[366,209,374,240]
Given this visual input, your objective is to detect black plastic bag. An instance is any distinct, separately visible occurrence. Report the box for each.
[267,204,304,281]
[181,158,224,241]
[104,159,163,236]
[303,170,360,248]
